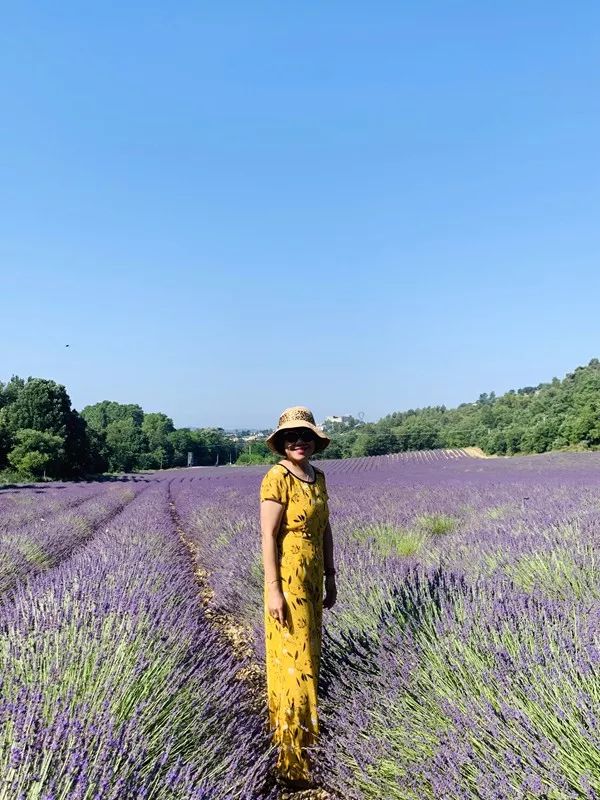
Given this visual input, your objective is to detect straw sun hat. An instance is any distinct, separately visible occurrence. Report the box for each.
[266,406,331,456]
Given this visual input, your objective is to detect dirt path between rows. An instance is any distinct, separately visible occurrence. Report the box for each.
[167,489,339,800]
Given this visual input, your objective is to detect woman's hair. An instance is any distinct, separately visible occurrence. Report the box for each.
[273,431,288,457]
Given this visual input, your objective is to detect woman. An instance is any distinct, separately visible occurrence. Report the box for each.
[259,406,337,788]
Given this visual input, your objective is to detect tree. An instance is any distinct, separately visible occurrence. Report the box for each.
[64,409,95,476]
[82,401,146,472]
[321,415,365,435]
[142,412,175,468]
[0,376,25,409]
[1,378,94,476]
[520,419,559,453]
[2,378,72,437]
[560,406,600,447]
[0,418,11,464]
[104,419,147,472]
[168,428,194,467]
[8,429,65,479]
[393,416,442,451]
[503,423,526,455]
[235,439,273,464]
[81,401,144,432]
[351,428,397,457]
[85,427,109,474]
[192,427,231,466]
[315,438,344,459]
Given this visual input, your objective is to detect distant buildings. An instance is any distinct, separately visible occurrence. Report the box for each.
[224,429,271,442]
[321,414,353,426]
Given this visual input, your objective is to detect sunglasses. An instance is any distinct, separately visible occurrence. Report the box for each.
[282,428,316,444]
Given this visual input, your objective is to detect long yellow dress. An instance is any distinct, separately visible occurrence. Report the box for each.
[259,462,329,782]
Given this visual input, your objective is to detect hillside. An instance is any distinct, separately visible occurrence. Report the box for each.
[321,358,600,458]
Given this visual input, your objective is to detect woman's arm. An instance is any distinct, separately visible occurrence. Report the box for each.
[323,519,337,609]
[323,519,335,574]
[260,499,287,626]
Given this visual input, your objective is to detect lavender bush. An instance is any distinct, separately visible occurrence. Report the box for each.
[0,479,277,800]
[171,451,600,799]
[0,479,150,596]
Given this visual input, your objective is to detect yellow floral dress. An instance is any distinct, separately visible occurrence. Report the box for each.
[259,462,329,782]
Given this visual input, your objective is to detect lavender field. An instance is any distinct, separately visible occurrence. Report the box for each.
[2,450,600,799]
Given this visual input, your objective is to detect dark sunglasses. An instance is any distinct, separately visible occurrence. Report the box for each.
[282,428,316,444]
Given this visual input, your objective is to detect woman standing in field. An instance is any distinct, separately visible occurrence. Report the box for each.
[260,406,337,789]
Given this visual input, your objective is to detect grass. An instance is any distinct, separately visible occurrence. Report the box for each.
[350,516,457,558]
[415,514,457,536]
[351,523,425,558]
[504,548,600,600]
[486,505,511,519]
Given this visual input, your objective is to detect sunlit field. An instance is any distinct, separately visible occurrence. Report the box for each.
[2,449,600,799]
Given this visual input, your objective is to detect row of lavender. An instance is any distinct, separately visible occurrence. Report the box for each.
[171,451,600,799]
[1,478,280,799]
[0,479,148,596]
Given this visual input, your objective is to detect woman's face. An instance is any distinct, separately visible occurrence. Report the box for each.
[282,428,316,463]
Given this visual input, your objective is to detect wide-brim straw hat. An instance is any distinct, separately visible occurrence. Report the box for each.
[266,406,330,455]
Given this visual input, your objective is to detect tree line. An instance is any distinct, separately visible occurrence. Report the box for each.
[321,358,600,458]
[0,378,243,480]
[1,358,599,479]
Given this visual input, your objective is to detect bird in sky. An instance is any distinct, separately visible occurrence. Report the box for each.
[65,344,70,348]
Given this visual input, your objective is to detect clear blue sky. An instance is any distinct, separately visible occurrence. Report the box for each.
[1,2,599,429]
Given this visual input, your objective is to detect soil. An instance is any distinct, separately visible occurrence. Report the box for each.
[463,446,494,458]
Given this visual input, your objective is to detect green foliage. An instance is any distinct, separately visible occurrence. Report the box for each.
[0,467,25,484]
[415,514,456,536]
[141,413,175,469]
[191,427,229,466]
[168,428,194,467]
[0,418,11,464]
[1,379,250,477]
[504,548,600,600]
[81,400,144,431]
[321,415,365,435]
[79,402,234,472]
[8,429,65,479]
[2,378,72,436]
[313,429,360,460]
[393,413,443,451]
[328,358,600,457]
[353,523,425,558]
[351,427,398,457]
[104,418,147,472]
[0,376,25,408]
[236,451,276,465]
[233,439,276,465]
[0,378,94,478]
[486,505,510,520]
[4,357,600,479]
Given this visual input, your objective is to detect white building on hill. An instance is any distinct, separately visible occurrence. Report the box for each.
[321,414,352,426]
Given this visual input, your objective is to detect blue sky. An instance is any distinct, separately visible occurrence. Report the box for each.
[1,2,599,429]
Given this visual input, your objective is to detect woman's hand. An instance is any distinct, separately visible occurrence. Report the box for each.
[267,585,288,627]
[323,575,337,609]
